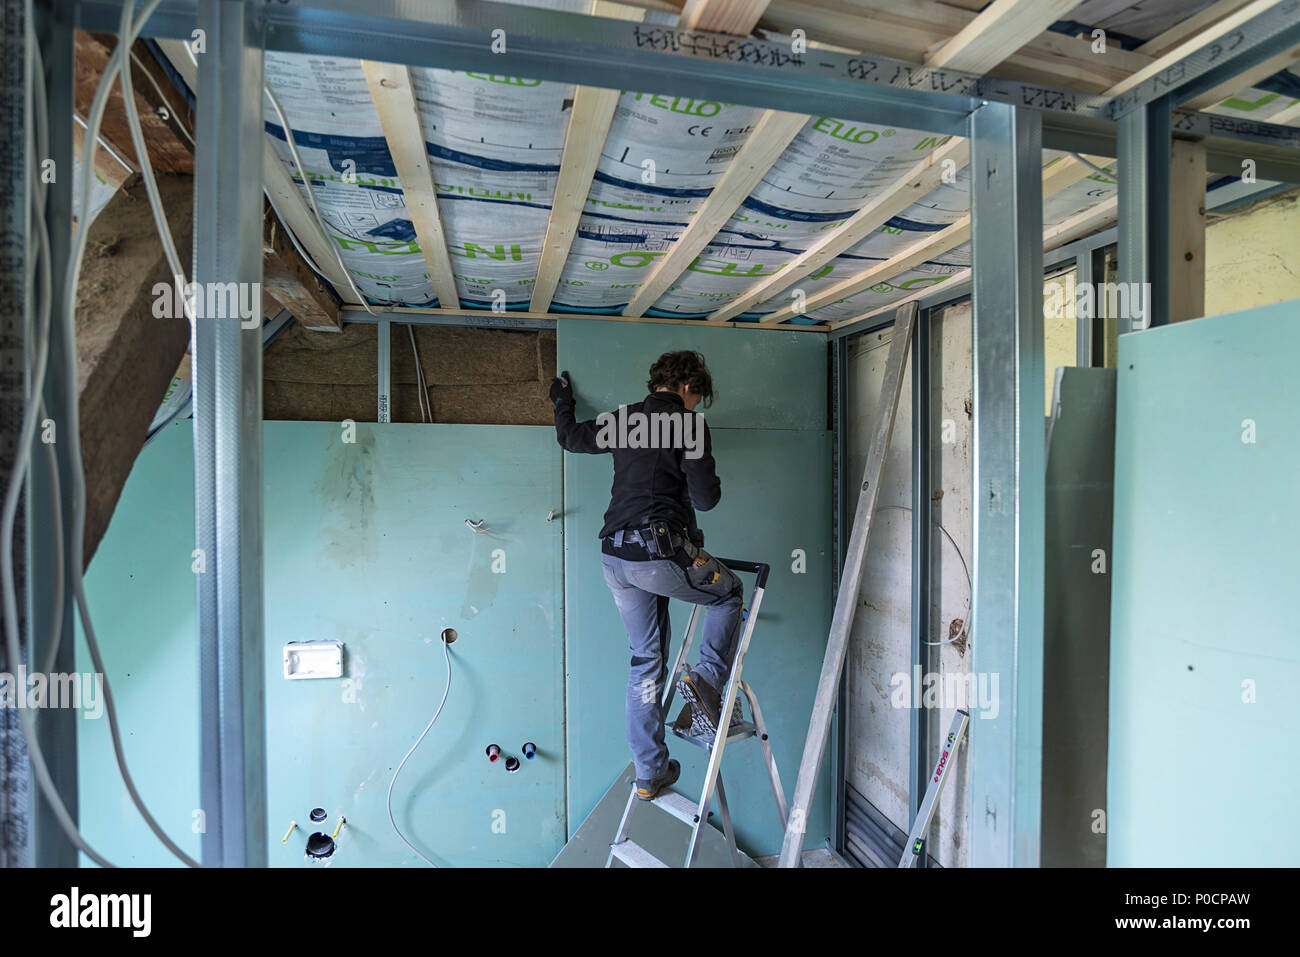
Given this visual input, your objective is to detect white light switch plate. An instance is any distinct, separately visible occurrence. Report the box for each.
[283,640,344,680]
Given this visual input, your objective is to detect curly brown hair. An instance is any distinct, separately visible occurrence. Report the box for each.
[647,350,714,407]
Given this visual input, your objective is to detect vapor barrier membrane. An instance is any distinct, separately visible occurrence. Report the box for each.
[260,6,1294,325]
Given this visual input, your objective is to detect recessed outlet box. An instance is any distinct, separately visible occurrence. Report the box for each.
[283,640,344,680]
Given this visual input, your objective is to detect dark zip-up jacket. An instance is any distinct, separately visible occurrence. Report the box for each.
[554,390,721,543]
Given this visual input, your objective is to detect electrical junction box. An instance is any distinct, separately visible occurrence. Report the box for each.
[283,640,344,680]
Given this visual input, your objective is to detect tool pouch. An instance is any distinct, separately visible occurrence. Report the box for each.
[645,521,676,559]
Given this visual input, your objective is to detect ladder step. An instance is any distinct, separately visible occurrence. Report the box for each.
[609,840,669,868]
[670,721,757,750]
[650,788,702,825]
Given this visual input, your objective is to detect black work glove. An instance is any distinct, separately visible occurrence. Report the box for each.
[549,370,573,406]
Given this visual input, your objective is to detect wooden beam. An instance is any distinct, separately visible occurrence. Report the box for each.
[1168,140,1207,322]
[530,84,622,311]
[704,136,969,323]
[263,210,344,332]
[530,0,644,312]
[361,60,461,310]
[72,117,133,190]
[828,192,1120,330]
[763,154,1104,323]
[679,0,770,32]
[926,0,1086,74]
[1134,0,1257,57]
[262,141,363,306]
[760,0,1153,93]
[1107,0,1289,99]
[1183,45,1300,110]
[74,31,194,174]
[77,174,195,564]
[622,110,806,317]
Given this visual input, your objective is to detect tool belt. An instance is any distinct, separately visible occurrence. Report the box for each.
[602,521,690,563]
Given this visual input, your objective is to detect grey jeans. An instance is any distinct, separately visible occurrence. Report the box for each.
[601,544,744,781]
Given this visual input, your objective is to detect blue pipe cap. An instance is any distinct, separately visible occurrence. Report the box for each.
[522,742,537,759]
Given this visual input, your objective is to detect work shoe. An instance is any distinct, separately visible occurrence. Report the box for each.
[678,669,744,739]
[635,759,680,801]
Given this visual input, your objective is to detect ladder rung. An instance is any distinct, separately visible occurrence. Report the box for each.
[651,788,702,825]
[610,840,668,868]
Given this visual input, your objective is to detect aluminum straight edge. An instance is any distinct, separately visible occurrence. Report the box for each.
[30,0,79,868]
[968,101,1045,868]
[192,0,267,868]
[1075,248,1094,368]
[376,318,391,423]
[77,0,1300,153]
[829,336,848,858]
[908,306,931,866]
[777,301,916,869]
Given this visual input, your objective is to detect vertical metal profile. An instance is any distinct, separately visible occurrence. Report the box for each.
[969,101,1046,868]
[377,318,391,423]
[778,302,916,868]
[30,0,78,868]
[908,306,931,866]
[829,336,848,858]
[1117,96,1171,334]
[192,0,267,868]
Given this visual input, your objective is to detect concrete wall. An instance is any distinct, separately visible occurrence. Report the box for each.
[843,302,973,867]
[557,318,833,858]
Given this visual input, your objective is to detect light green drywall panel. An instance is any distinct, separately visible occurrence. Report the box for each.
[1108,299,1299,866]
[555,319,827,431]
[78,422,565,867]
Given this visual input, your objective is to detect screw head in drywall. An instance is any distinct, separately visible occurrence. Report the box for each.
[486,744,501,762]
[522,742,537,759]
[505,756,521,772]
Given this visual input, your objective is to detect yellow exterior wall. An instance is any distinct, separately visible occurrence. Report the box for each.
[1204,188,1300,317]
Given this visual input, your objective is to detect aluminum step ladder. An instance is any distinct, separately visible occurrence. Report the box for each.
[607,560,789,868]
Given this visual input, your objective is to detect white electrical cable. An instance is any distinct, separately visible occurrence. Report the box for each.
[385,635,453,867]
[1,6,115,869]
[875,505,972,647]
[262,83,377,316]
[407,325,430,423]
[128,49,194,147]
[58,0,200,868]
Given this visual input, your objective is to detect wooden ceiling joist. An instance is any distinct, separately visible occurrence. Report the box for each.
[925,0,1086,74]
[679,0,771,33]
[1106,0,1291,99]
[828,185,1120,331]
[361,59,461,310]
[703,136,969,323]
[621,110,807,318]
[759,154,1108,324]
[704,0,1097,325]
[1134,0,1258,58]
[1183,45,1300,110]
[530,0,644,313]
